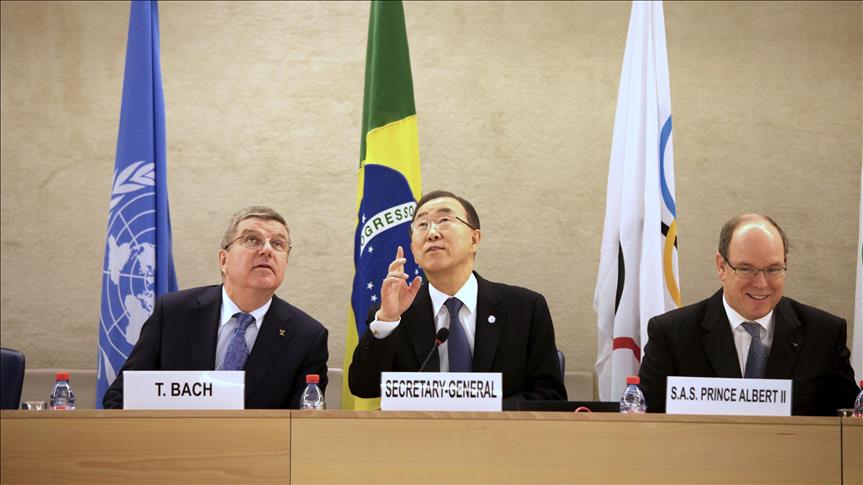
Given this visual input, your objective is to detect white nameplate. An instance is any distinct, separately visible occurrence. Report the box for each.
[380,372,502,411]
[666,376,792,416]
[123,371,245,410]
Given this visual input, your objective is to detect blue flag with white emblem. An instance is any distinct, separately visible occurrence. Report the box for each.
[97,0,177,408]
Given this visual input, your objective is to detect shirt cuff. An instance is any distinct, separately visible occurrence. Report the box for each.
[369,311,401,339]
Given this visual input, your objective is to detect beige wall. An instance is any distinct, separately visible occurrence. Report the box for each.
[1,2,860,380]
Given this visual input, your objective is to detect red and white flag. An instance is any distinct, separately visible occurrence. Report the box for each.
[594,1,680,401]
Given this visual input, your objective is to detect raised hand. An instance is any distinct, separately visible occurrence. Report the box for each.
[378,246,422,321]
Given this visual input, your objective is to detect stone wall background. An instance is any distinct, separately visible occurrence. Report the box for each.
[2,1,860,382]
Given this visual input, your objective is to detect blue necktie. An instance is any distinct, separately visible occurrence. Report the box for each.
[743,321,767,379]
[444,297,472,372]
[220,312,255,371]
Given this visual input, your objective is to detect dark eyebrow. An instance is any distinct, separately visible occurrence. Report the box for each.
[735,262,784,269]
[241,229,287,240]
[416,207,454,219]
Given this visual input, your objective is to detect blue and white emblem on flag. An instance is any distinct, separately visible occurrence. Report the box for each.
[350,164,422,337]
[97,0,177,407]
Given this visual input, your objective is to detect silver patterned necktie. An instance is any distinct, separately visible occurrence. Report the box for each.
[444,297,472,372]
[742,321,767,379]
[220,312,255,371]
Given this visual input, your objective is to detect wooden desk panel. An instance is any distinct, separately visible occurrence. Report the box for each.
[843,417,863,485]
[290,411,840,484]
[1,410,846,484]
[0,410,290,485]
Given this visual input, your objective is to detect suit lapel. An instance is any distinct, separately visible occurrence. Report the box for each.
[764,298,803,378]
[700,290,742,378]
[244,296,295,398]
[406,285,438,370]
[473,274,502,373]
[189,286,221,370]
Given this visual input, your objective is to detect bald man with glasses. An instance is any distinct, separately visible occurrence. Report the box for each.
[639,213,859,415]
[349,190,567,408]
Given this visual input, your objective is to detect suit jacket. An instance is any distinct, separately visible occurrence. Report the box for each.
[103,285,329,409]
[348,273,567,407]
[639,289,859,416]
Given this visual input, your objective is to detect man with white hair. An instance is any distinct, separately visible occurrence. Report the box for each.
[104,206,328,409]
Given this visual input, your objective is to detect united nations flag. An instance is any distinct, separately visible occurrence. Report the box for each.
[97,0,177,408]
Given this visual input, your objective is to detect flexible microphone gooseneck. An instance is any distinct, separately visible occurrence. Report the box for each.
[418,327,449,372]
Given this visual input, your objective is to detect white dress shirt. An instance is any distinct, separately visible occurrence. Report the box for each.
[215,286,271,370]
[722,295,775,376]
[369,273,478,372]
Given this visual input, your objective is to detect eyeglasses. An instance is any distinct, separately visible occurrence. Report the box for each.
[224,233,292,254]
[723,257,786,280]
[410,215,476,236]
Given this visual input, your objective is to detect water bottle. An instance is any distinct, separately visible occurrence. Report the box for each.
[49,372,76,410]
[853,380,863,418]
[619,375,647,414]
[299,374,325,410]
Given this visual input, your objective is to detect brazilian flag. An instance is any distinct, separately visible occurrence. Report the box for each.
[342,0,423,409]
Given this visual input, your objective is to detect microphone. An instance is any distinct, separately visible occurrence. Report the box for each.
[418,327,449,372]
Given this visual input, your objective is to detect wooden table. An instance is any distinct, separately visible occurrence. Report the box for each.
[1,410,290,484]
[2,410,860,484]
[843,417,863,485]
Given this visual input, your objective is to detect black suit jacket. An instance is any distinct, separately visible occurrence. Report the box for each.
[348,273,566,407]
[103,285,329,409]
[639,289,859,416]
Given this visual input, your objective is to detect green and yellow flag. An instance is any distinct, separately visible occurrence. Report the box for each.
[343,0,422,409]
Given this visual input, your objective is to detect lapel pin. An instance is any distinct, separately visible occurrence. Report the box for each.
[488,315,496,324]
[279,329,286,337]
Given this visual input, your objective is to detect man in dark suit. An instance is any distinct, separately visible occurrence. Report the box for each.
[348,191,566,407]
[103,206,328,409]
[639,214,859,415]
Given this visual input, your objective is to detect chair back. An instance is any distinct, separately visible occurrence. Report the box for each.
[0,347,26,409]
[556,349,565,379]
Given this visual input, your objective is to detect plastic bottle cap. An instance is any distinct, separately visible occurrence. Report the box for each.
[56,372,70,381]
[305,374,320,384]
[626,376,640,385]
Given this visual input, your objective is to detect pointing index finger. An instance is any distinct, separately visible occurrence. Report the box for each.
[389,245,406,273]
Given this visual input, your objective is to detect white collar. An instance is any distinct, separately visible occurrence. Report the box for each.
[220,286,271,329]
[722,293,774,331]
[428,273,478,317]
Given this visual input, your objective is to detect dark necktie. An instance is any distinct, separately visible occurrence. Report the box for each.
[444,297,472,372]
[742,321,767,379]
[220,312,255,371]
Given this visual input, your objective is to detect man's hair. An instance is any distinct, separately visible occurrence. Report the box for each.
[220,206,290,249]
[412,190,481,230]
[718,213,789,261]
